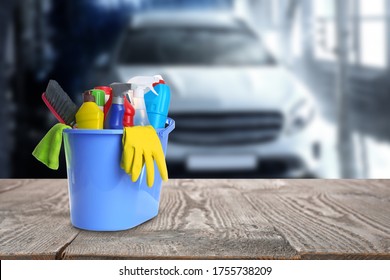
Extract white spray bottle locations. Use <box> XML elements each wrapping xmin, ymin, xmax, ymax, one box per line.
<box><xmin>127</xmin><ymin>76</ymin><xmax>160</xmax><ymax>126</ymax></box>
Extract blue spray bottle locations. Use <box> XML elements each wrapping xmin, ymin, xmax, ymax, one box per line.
<box><xmin>144</xmin><ymin>75</ymin><xmax>171</xmax><ymax>129</ymax></box>
<box><xmin>127</xmin><ymin>76</ymin><xmax>161</xmax><ymax>127</ymax></box>
<box><xmin>104</xmin><ymin>83</ymin><xmax>133</xmax><ymax>129</ymax></box>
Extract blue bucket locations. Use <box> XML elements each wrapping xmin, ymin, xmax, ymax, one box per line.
<box><xmin>63</xmin><ymin>118</ymin><xmax>175</xmax><ymax>231</ymax></box>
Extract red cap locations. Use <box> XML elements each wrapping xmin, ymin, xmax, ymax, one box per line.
<box><xmin>152</xmin><ymin>79</ymin><xmax>165</xmax><ymax>87</ymax></box>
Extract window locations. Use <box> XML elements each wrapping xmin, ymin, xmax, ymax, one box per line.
<box><xmin>359</xmin><ymin>0</ymin><xmax>387</xmax><ymax>68</ymax></box>
<box><xmin>313</xmin><ymin>0</ymin><xmax>388</xmax><ymax>69</ymax></box>
<box><xmin>291</xmin><ymin>6</ymin><xmax>303</xmax><ymax>58</ymax></box>
<box><xmin>271</xmin><ymin>0</ymin><xmax>281</xmax><ymax>26</ymax></box>
<box><xmin>313</xmin><ymin>0</ymin><xmax>337</xmax><ymax>61</ymax></box>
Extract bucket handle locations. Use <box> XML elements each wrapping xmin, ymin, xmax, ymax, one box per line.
<box><xmin>157</xmin><ymin>117</ymin><xmax>175</xmax><ymax>138</ymax></box>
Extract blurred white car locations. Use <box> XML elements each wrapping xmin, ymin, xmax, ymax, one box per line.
<box><xmin>113</xmin><ymin>11</ymin><xmax>323</xmax><ymax>177</ymax></box>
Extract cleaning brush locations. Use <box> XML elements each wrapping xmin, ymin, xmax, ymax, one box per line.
<box><xmin>42</xmin><ymin>80</ymin><xmax>78</xmax><ymax>127</ymax></box>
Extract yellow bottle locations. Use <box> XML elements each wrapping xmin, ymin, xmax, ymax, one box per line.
<box><xmin>75</xmin><ymin>91</ymin><xmax>104</xmax><ymax>129</ymax></box>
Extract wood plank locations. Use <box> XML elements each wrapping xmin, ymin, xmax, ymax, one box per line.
<box><xmin>231</xmin><ymin>179</ymin><xmax>390</xmax><ymax>195</ymax></box>
<box><xmin>1</xmin><ymin>179</ymin><xmax>388</xmax><ymax>259</ymax></box>
<box><xmin>0</xmin><ymin>179</ymin><xmax>37</xmax><ymax>193</ymax></box>
<box><xmin>0</xmin><ymin>179</ymin><xmax>80</xmax><ymax>259</ymax></box>
<box><xmin>238</xmin><ymin>179</ymin><xmax>390</xmax><ymax>259</ymax></box>
<box><xmin>62</xmin><ymin>179</ymin><xmax>298</xmax><ymax>259</ymax></box>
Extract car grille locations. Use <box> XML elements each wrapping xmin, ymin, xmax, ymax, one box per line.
<box><xmin>169</xmin><ymin>112</ymin><xmax>283</xmax><ymax>146</ymax></box>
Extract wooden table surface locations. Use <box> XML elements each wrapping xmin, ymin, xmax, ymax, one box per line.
<box><xmin>0</xmin><ymin>179</ymin><xmax>389</xmax><ymax>260</ymax></box>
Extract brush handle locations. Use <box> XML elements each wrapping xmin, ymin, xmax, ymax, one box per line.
<box><xmin>42</xmin><ymin>92</ymin><xmax>66</xmax><ymax>124</ymax></box>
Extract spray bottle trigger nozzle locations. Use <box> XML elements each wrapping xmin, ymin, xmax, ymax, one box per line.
<box><xmin>150</xmin><ymin>87</ymin><xmax>158</xmax><ymax>96</ymax></box>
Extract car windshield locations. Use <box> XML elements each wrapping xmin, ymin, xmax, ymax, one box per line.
<box><xmin>117</xmin><ymin>26</ymin><xmax>275</xmax><ymax>66</ymax></box>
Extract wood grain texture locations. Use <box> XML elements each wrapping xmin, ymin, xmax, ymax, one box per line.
<box><xmin>62</xmin><ymin>179</ymin><xmax>298</xmax><ymax>259</ymax></box>
<box><xmin>236</xmin><ymin>179</ymin><xmax>390</xmax><ymax>259</ymax></box>
<box><xmin>0</xmin><ymin>179</ymin><xmax>389</xmax><ymax>260</ymax></box>
<box><xmin>0</xmin><ymin>179</ymin><xmax>79</xmax><ymax>259</ymax></box>
<box><xmin>0</xmin><ymin>179</ymin><xmax>36</xmax><ymax>193</ymax></box>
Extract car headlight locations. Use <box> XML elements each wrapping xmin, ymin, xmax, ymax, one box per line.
<box><xmin>285</xmin><ymin>100</ymin><xmax>315</xmax><ymax>134</ymax></box>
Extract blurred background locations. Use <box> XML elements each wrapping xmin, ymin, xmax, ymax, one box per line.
<box><xmin>1</xmin><ymin>0</ymin><xmax>389</xmax><ymax>179</ymax></box>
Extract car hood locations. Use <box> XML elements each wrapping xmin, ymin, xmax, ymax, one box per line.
<box><xmin>117</xmin><ymin>65</ymin><xmax>309</xmax><ymax>113</ymax></box>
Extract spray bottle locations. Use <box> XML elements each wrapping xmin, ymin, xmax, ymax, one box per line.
<box><xmin>75</xmin><ymin>91</ymin><xmax>104</xmax><ymax>129</ymax></box>
<box><xmin>94</xmin><ymin>86</ymin><xmax>112</xmax><ymax>120</ymax></box>
<box><xmin>123</xmin><ymin>94</ymin><xmax>135</xmax><ymax>127</ymax></box>
<box><xmin>144</xmin><ymin>75</ymin><xmax>171</xmax><ymax>129</ymax></box>
<box><xmin>104</xmin><ymin>83</ymin><xmax>133</xmax><ymax>129</ymax></box>
<box><xmin>127</xmin><ymin>76</ymin><xmax>160</xmax><ymax>126</ymax></box>
<box><xmin>90</xmin><ymin>89</ymin><xmax>105</xmax><ymax>112</ymax></box>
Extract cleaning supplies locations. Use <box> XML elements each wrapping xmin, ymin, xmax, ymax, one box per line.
<box><xmin>104</xmin><ymin>83</ymin><xmax>133</xmax><ymax>129</ymax></box>
<box><xmin>127</xmin><ymin>76</ymin><xmax>161</xmax><ymax>126</ymax></box>
<box><xmin>94</xmin><ymin>86</ymin><xmax>112</xmax><ymax>119</ymax></box>
<box><xmin>90</xmin><ymin>89</ymin><xmax>106</xmax><ymax>112</ymax></box>
<box><xmin>62</xmin><ymin>118</ymin><xmax>175</xmax><ymax>231</ymax></box>
<box><xmin>32</xmin><ymin>123</ymin><xmax>71</xmax><ymax>170</ymax></box>
<box><xmin>42</xmin><ymin>80</ymin><xmax>78</xmax><ymax>127</ymax></box>
<box><xmin>75</xmin><ymin>91</ymin><xmax>104</xmax><ymax>129</ymax></box>
<box><xmin>145</xmin><ymin>75</ymin><xmax>171</xmax><ymax>129</ymax></box>
<box><xmin>121</xmin><ymin>125</ymin><xmax>168</xmax><ymax>187</ymax></box>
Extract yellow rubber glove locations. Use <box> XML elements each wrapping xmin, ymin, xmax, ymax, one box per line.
<box><xmin>121</xmin><ymin>126</ymin><xmax>168</xmax><ymax>187</ymax></box>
